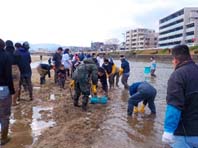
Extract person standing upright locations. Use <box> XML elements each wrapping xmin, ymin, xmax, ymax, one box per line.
<box><xmin>52</xmin><ymin>47</ymin><xmax>63</xmax><ymax>83</ymax></box>
<box><xmin>0</xmin><ymin>38</ymin><xmax>15</xmax><ymax>145</ymax></box>
<box><xmin>5</xmin><ymin>40</ymin><xmax>20</xmax><ymax>105</ymax></box>
<box><xmin>162</xmin><ymin>45</ymin><xmax>198</xmax><ymax>148</ymax></box>
<box><xmin>15</xmin><ymin>42</ymin><xmax>33</xmax><ymax>101</ymax></box>
<box><xmin>119</xmin><ymin>55</ymin><xmax>130</xmax><ymax>89</ymax></box>
<box><xmin>62</xmin><ymin>48</ymin><xmax>71</xmax><ymax>78</ymax></box>
<box><xmin>150</xmin><ymin>56</ymin><xmax>156</xmax><ymax>77</ymax></box>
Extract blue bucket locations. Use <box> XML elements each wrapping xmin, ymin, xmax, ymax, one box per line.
<box><xmin>99</xmin><ymin>96</ymin><xmax>108</xmax><ymax>104</ymax></box>
<box><xmin>90</xmin><ymin>96</ymin><xmax>99</xmax><ymax>104</ymax></box>
<box><xmin>144</xmin><ymin>66</ymin><xmax>151</xmax><ymax>74</ymax></box>
<box><xmin>90</xmin><ymin>96</ymin><xmax>108</xmax><ymax>104</ymax></box>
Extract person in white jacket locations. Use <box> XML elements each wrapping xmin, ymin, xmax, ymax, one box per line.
<box><xmin>62</xmin><ymin>48</ymin><xmax>71</xmax><ymax>77</ymax></box>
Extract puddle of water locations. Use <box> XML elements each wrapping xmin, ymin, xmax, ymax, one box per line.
<box><xmin>33</xmin><ymin>87</ymin><xmax>41</xmax><ymax>90</ymax></box>
<box><xmin>49</xmin><ymin>94</ymin><xmax>56</xmax><ymax>100</ymax></box>
<box><xmin>2</xmin><ymin>106</ymin><xmax>55</xmax><ymax>148</ymax></box>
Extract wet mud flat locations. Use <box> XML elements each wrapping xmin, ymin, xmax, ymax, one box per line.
<box><xmin>2</xmin><ymin>61</ymin><xmax>173</xmax><ymax>148</ymax></box>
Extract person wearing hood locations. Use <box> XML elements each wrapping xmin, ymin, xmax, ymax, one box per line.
<box><xmin>5</xmin><ymin>40</ymin><xmax>20</xmax><ymax>105</ymax></box>
<box><xmin>62</xmin><ymin>48</ymin><xmax>71</xmax><ymax>77</ymax></box>
<box><xmin>15</xmin><ymin>42</ymin><xmax>33</xmax><ymax>101</ymax></box>
<box><xmin>70</xmin><ymin>58</ymin><xmax>98</xmax><ymax>111</ymax></box>
<box><xmin>0</xmin><ymin>38</ymin><xmax>15</xmax><ymax>145</ymax></box>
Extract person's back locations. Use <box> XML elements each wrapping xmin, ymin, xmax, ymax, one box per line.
<box><xmin>73</xmin><ymin>58</ymin><xmax>98</xmax><ymax>84</ymax></box>
<box><xmin>15</xmin><ymin>47</ymin><xmax>32</xmax><ymax>77</ymax></box>
<box><xmin>0</xmin><ymin>39</ymin><xmax>14</xmax><ymax>145</ymax></box>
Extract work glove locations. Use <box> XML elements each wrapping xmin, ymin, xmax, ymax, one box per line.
<box><xmin>119</xmin><ymin>68</ymin><xmax>124</xmax><ymax>76</ymax></box>
<box><xmin>70</xmin><ymin>80</ymin><xmax>75</xmax><ymax>89</ymax></box>
<box><xmin>162</xmin><ymin>132</ymin><xmax>175</xmax><ymax>144</ymax></box>
<box><xmin>91</xmin><ymin>85</ymin><xmax>97</xmax><ymax>94</ymax></box>
<box><xmin>133</xmin><ymin>106</ymin><xmax>138</xmax><ymax>113</ymax></box>
<box><xmin>139</xmin><ymin>104</ymin><xmax>145</xmax><ymax>113</ymax></box>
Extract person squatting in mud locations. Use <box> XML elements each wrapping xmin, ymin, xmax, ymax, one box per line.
<box><xmin>70</xmin><ymin>58</ymin><xmax>98</xmax><ymax>111</ymax></box>
<box><xmin>97</xmin><ymin>67</ymin><xmax>108</xmax><ymax>98</ymax></box>
<box><xmin>127</xmin><ymin>81</ymin><xmax>157</xmax><ymax>116</ymax></box>
<box><xmin>37</xmin><ymin>63</ymin><xmax>53</xmax><ymax>85</ymax></box>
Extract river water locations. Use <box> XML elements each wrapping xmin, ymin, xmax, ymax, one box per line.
<box><xmin>93</xmin><ymin>60</ymin><xmax>173</xmax><ymax>148</ymax></box>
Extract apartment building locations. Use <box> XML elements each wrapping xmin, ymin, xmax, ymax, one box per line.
<box><xmin>159</xmin><ymin>7</ymin><xmax>198</xmax><ymax>48</ymax></box>
<box><xmin>125</xmin><ymin>28</ymin><xmax>158</xmax><ymax>50</ymax></box>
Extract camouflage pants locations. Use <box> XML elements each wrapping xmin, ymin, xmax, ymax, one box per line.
<box><xmin>74</xmin><ymin>82</ymin><xmax>90</xmax><ymax>105</ymax></box>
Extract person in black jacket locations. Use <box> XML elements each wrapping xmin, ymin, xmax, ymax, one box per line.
<box><xmin>15</xmin><ymin>42</ymin><xmax>33</xmax><ymax>101</ymax></box>
<box><xmin>0</xmin><ymin>38</ymin><xmax>15</xmax><ymax>145</ymax></box>
<box><xmin>52</xmin><ymin>47</ymin><xmax>63</xmax><ymax>83</ymax></box>
<box><xmin>5</xmin><ymin>40</ymin><xmax>20</xmax><ymax>105</ymax></box>
<box><xmin>98</xmin><ymin>67</ymin><xmax>108</xmax><ymax>97</ymax></box>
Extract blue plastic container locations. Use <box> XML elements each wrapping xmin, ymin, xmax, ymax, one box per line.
<box><xmin>90</xmin><ymin>96</ymin><xmax>99</xmax><ymax>104</ymax></box>
<box><xmin>90</xmin><ymin>96</ymin><xmax>108</xmax><ymax>104</ymax></box>
<box><xmin>144</xmin><ymin>66</ymin><xmax>151</xmax><ymax>74</ymax></box>
<box><xmin>99</xmin><ymin>96</ymin><xmax>108</xmax><ymax>104</ymax></box>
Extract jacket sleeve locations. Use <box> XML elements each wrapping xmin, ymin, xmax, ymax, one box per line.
<box><xmin>5</xmin><ymin>54</ymin><xmax>15</xmax><ymax>95</ymax></box>
<box><xmin>91</xmin><ymin>64</ymin><xmax>98</xmax><ymax>85</ymax></box>
<box><xmin>164</xmin><ymin>104</ymin><xmax>181</xmax><ymax>133</ymax></box>
<box><xmin>111</xmin><ymin>64</ymin><xmax>116</xmax><ymax>74</ymax></box>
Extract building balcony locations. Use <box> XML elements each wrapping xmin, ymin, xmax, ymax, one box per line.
<box><xmin>159</xmin><ymin>22</ymin><xmax>184</xmax><ymax>33</ymax></box>
<box><xmin>159</xmin><ymin>14</ymin><xmax>184</xmax><ymax>27</ymax></box>
<box><xmin>159</xmin><ymin>30</ymin><xmax>184</xmax><ymax>39</ymax></box>
<box><xmin>158</xmin><ymin>37</ymin><xmax>183</xmax><ymax>44</ymax></box>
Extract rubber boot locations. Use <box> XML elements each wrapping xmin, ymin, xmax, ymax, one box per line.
<box><xmin>82</xmin><ymin>96</ymin><xmax>89</xmax><ymax>111</ymax></box>
<box><xmin>139</xmin><ymin>104</ymin><xmax>145</xmax><ymax>113</ymax></box>
<box><xmin>74</xmin><ymin>99</ymin><xmax>81</xmax><ymax>107</ymax></box>
<box><xmin>1</xmin><ymin>120</ymin><xmax>10</xmax><ymax>145</ymax></box>
<box><xmin>133</xmin><ymin>106</ymin><xmax>138</xmax><ymax>113</ymax></box>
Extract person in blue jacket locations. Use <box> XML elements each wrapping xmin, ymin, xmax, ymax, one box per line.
<box><xmin>127</xmin><ymin>81</ymin><xmax>156</xmax><ymax>116</ymax></box>
<box><xmin>162</xmin><ymin>45</ymin><xmax>198</xmax><ymax>148</ymax></box>
<box><xmin>119</xmin><ymin>55</ymin><xmax>130</xmax><ymax>89</ymax></box>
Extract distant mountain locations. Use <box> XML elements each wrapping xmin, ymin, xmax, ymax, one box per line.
<box><xmin>29</xmin><ymin>43</ymin><xmax>92</xmax><ymax>53</ymax></box>
<box><xmin>30</xmin><ymin>43</ymin><xmax>61</xmax><ymax>52</ymax></box>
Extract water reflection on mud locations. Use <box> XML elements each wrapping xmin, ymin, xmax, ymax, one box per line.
<box><xmin>93</xmin><ymin>60</ymin><xmax>173</xmax><ymax>148</ymax></box>
<box><xmin>2</xmin><ymin>105</ymin><xmax>55</xmax><ymax>148</ymax></box>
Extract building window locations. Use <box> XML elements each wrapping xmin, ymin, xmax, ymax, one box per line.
<box><xmin>186</xmin><ymin>23</ymin><xmax>195</xmax><ymax>28</ymax></box>
<box><xmin>186</xmin><ymin>31</ymin><xmax>194</xmax><ymax>36</ymax></box>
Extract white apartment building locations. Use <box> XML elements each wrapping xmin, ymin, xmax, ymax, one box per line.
<box><xmin>125</xmin><ymin>28</ymin><xmax>157</xmax><ymax>50</ymax></box>
<box><xmin>159</xmin><ymin>7</ymin><xmax>198</xmax><ymax>48</ymax></box>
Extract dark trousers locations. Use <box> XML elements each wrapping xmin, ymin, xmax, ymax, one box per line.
<box><xmin>19</xmin><ymin>76</ymin><xmax>33</xmax><ymax>99</ymax></box>
<box><xmin>127</xmin><ymin>82</ymin><xmax>156</xmax><ymax>116</ymax></box>
<box><xmin>0</xmin><ymin>87</ymin><xmax>11</xmax><ymax>142</ymax></box>
<box><xmin>121</xmin><ymin>73</ymin><xmax>129</xmax><ymax>89</ymax></box>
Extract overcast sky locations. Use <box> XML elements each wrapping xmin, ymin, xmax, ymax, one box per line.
<box><xmin>0</xmin><ymin>0</ymin><xmax>198</xmax><ymax>46</ymax></box>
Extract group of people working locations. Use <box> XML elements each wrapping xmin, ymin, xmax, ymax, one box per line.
<box><xmin>0</xmin><ymin>38</ymin><xmax>32</xmax><ymax>145</ymax></box>
<box><xmin>0</xmin><ymin>37</ymin><xmax>198</xmax><ymax>147</ymax></box>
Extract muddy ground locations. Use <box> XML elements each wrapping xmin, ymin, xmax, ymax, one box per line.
<box><xmin>3</xmin><ymin>68</ymin><xmax>110</xmax><ymax>148</ymax></box>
